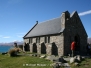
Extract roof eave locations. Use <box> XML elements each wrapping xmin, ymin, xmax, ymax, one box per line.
<box><xmin>23</xmin><ymin>32</ymin><xmax>63</xmax><ymax>39</ymax></box>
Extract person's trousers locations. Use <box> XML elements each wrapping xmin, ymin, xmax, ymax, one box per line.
<box><xmin>72</xmin><ymin>50</ymin><xmax>74</xmax><ymax>57</ymax></box>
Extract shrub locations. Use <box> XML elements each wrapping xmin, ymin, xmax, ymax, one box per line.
<box><xmin>15</xmin><ymin>48</ymin><xmax>22</xmax><ymax>53</ymax></box>
<box><xmin>8</xmin><ymin>48</ymin><xmax>17</xmax><ymax>57</ymax></box>
<box><xmin>8</xmin><ymin>47</ymin><xmax>23</xmax><ymax>57</ymax></box>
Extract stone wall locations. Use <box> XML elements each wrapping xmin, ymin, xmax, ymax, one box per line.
<box><xmin>24</xmin><ymin>34</ymin><xmax>64</xmax><ymax>56</ymax></box>
<box><xmin>39</xmin><ymin>34</ymin><xmax>64</xmax><ymax>56</ymax></box>
<box><xmin>24</xmin><ymin>39</ymin><xmax>29</xmax><ymax>43</ymax></box>
<box><xmin>63</xmin><ymin>12</ymin><xmax>87</xmax><ymax>55</ymax></box>
<box><xmin>50</xmin><ymin>34</ymin><xmax>64</xmax><ymax>56</ymax></box>
<box><xmin>32</xmin><ymin>38</ymin><xmax>36</xmax><ymax>43</ymax></box>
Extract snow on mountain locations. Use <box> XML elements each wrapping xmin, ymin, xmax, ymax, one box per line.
<box><xmin>0</xmin><ymin>37</ymin><xmax>90</xmax><ymax>46</ymax></box>
<box><xmin>0</xmin><ymin>41</ymin><xmax>23</xmax><ymax>46</ymax></box>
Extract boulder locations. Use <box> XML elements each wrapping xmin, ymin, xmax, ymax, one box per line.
<box><xmin>37</xmin><ymin>54</ymin><xmax>40</xmax><ymax>57</ymax></box>
<box><xmin>70</xmin><ymin>57</ymin><xmax>76</xmax><ymax>64</ymax></box>
<box><xmin>77</xmin><ymin>55</ymin><xmax>82</xmax><ymax>61</ymax></box>
<box><xmin>40</xmin><ymin>55</ymin><xmax>46</xmax><ymax>58</ymax></box>
<box><xmin>2</xmin><ymin>52</ymin><xmax>8</xmax><ymax>55</ymax></box>
<box><xmin>74</xmin><ymin>62</ymin><xmax>79</xmax><ymax>66</ymax></box>
<box><xmin>32</xmin><ymin>54</ymin><xmax>37</xmax><ymax>57</ymax></box>
<box><xmin>68</xmin><ymin>54</ymin><xmax>71</xmax><ymax>57</ymax></box>
<box><xmin>53</xmin><ymin>59</ymin><xmax>59</xmax><ymax>62</ymax></box>
<box><xmin>45</xmin><ymin>55</ymin><xmax>55</xmax><ymax>61</ymax></box>
<box><xmin>59</xmin><ymin>56</ymin><xmax>66</xmax><ymax>63</ymax></box>
<box><xmin>63</xmin><ymin>63</ymin><xmax>70</xmax><ymax>67</ymax></box>
<box><xmin>52</xmin><ymin>63</ymin><xmax>61</xmax><ymax>68</ymax></box>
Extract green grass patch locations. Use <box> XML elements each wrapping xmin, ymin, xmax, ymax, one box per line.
<box><xmin>0</xmin><ymin>54</ymin><xmax>52</xmax><ymax>68</ymax></box>
<box><xmin>1</xmin><ymin>52</ymin><xmax>91</xmax><ymax>68</ymax></box>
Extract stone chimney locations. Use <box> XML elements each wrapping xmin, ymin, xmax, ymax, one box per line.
<box><xmin>36</xmin><ymin>21</ymin><xmax>38</xmax><ymax>24</ymax></box>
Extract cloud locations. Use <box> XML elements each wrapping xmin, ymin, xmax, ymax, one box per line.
<box><xmin>0</xmin><ymin>35</ymin><xmax>11</xmax><ymax>39</ymax></box>
<box><xmin>3</xmin><ymin>36</ymin><xmax>11</xmax><ymax>38</ymax></box>
<box><xmin>17</xmin><ymin>35</ymin><xmax>23</xmax><ymax>38</ymax></box>
<box><xmin>16</xmin><ymin>32</ymin><xmax>25</xmax><ymax>38</ymax></box>
<box><xmin>79</xmin><ymin>10</ymin><xmax>91</xmax><ymax>16</ymax></box>
<box><xmin>0</xmin><ymin>35</ymin><xmax>3</xmax><ymax>37</ymax></box>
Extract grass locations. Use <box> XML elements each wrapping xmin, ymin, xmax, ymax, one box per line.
<box><xmin>0</xmin><ymin>54</ymin><xmax>52</xmax><ymax>68</ymax></box>
<box><xmin>1</xmin><ymin>52</ymin><xmax>91</xmax><ymax>68</ymax></box>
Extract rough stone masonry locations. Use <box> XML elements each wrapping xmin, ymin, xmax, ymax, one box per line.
<box><xmin>23</xmin><ymin>11</ymin><xmax>88</xmax><ymax>56</ymax></box>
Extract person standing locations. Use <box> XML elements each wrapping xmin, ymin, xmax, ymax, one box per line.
<box><xmin>71</xmin><ymin>41</ymin><xmax>76</xmax><ymax>57</ymax></box>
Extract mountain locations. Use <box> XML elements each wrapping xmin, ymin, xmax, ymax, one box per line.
<box><xmin>0</xmin><ymin>37</ymin><xmax>91</xmax><ymax>46</ymax></box>
<box><xmin>88</xmin><ymin>38</ymin><xmax>91</xmax><ymax>44</ymax></box>
<box><xmin>0</xmin><ymin>41</ymin><xmax>23</xmax><ymax>46</ymax></box>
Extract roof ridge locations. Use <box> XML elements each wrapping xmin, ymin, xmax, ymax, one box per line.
<box><xmin>70</xmin><ymin>11</ymin><xmax>77</xmax><ymax>17</ymax></box>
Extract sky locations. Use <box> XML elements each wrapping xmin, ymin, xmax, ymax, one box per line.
<box><xmin>0</xmin><ymin>0</ymin><xmax>91</xmax><ymax>43</ymax></box>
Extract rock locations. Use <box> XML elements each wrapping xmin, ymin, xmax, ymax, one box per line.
<box><xmin>82</xmin><ymin>56</ymin><xmax>85</xmax><ymax>59</ymax></box>
<box><xmin>63</xmin><ymin>57</ymin><xmax>71</xmax><ymax>62</ymax></box>
<box><xmin>53</xmin><ymin>59</ymin><xmax>59</xmax><ymax>62</ymax></box>
<box><xmin>32</xmin><ymin>54</ymin><xmax>40</xmax><ymax>57</ymax></box>
<box><xmin>52</xmin><ymin>63</ymin><xmax>60</xmax><ymax>68</ymax></box>
<box><xmin>52</xmin><ymin>62</ymin><xmax>71</xmax><ymax>68</ymax></box>
<box><xmin>74</xmin><ymin>56</ymin><xmax>77</xmax><ymax>59</ymax></box>
<box><xmin>56</xmin><ymin>62</ymin><xmax>63</xmax><ymax>67</ymax></box>
<box><xmin>77</xmin><ymin>55</ymin><xmax>82</xmax><ymax>61</ymax></box>
<box><xmin>32</xmin><ymin>54</ymin><xmax>37</xmax><ymax>57</ymax></box>
<box><xmin>68</xmin><ymin>54</ymin><xmax>71</xmax><ymax>57</ymax></box>
<box><xmin>2</xmin><ymin>52</ymin><xmax>8</xmax><ymax>55</ymax></box>
<box><xmin>45</xmin><ymin>55</ymin><xmax>56</xmax><ymax>61</ymax></box>
<box><xmin>40</xmin><ymin>55</ymin><xmax>46</xmax><ymax>58</ymax></box>
<box><xmin>37</xmin><ymin>54</ymin><xmax>40</xmax><ymax>57</ymax></box>
<box><xmin>59</xmin><ymin>56</ymin><xmax>66</xmax><ymax>63</ymax></box>
<box><xmin>63</xmin><ymin>63</ymin><xmax>70</xmax><ymax>67</ymax></box>
<box><xmin>74</xmin><ymin>56</ymin><xmax>79</xmax><ymax>62</ymax></box>
<box><xmin>29</xmin><ymin>54</ymin><xmax>33</xmax><ymax>56</ymax></box>
<box><xmin>70</xmin><ymin>56</ymin><xmax>82</xmax><ymax>63</ymax></box>
<box><xmin>70</xmin><ymin>57</ymin><xmax>76</xmax><ymax>63</ymax></box>
<box><xmin>74</xmin><ymin>62</ymin><xmax>79</xmax><ymax>66</ymax></box>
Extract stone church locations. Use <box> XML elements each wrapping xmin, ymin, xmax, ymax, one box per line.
<box><xmin>23</xmin><ymin>11</ymin><xmax>88</xmax><ymax>56</ymax></box>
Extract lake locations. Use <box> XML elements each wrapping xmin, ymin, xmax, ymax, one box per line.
<box><xmin>0</xmin><ymin>45</ymin><xmax>14</xmax><ymax>53</ymax></box>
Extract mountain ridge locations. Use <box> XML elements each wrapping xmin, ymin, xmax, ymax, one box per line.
<box><xmin>0</xmin><ymin>37</ymin><xmax>91</xmax><ymax>46</ymax></box>
<box><xmin>0</xmin><ymin>41</ymin><xmax>23</xmax><ymax>46</ymax></box>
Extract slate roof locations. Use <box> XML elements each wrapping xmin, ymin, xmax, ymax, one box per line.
<box><xmin>24</xmin><ymin>17</ymin><xmax>64</xmax><ymax>38</ymax></box>
<box><xmin>23</xmin><ymin>11</ymin><xmax>88</xmax><ymax>38</ymax></box>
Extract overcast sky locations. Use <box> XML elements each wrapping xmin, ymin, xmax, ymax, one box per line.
<box><xmin>0</xmin><ymin>0</ymin><xmax>91</xmax><ymax>43</ymax></box>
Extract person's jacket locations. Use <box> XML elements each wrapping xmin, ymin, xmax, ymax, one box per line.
<box><xmin>71</xmin><ymin>42</ymin><xmax>75</xmax><ymax>50</ymax></box>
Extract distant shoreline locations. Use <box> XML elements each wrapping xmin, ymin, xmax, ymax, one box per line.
<box><xmin>0</xmin><ymin>45</ymin><xmax>13</xmax><ymax>46</ymax></box>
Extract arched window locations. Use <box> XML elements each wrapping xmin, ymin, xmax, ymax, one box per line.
<box><xmin>33</xmin><ymin>43</ymin><xmax>37</xmax><ymax>53</ymax></box>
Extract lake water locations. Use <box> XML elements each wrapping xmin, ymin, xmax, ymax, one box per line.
<box><xmin>0</xmin><ymin>45</ymin><xmax>14</xmax><ymax>53</ymax></box>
